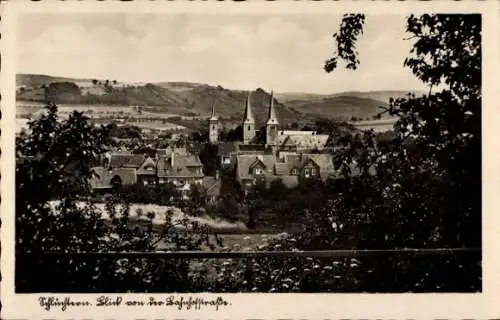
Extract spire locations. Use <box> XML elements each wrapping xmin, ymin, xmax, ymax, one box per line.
<box><xmin>243</xmin><ymin>91</ymin><xmax>255</xmax><ymax>123</ymax></box>
<box><xmin>266</xmin><ymin>90</ymin><xmax>278</xmax><ymax>125</ymax></box>
<box><xmin>209</xmin><ymin>100</ymin><xmax>218</xmax><ymax>121</ymax></box>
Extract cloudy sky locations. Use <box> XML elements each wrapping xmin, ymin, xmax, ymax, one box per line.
<box><xmin>17</xmin><ymin>13</ymin><xmax>427</xmax><ymax>94</ymax></box>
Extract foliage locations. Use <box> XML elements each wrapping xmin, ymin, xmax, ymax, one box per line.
<box><xmin>325</xmin><ymin>14</ymin><xmax>366</xmax><ymax>72</ymax></box>
<box><xmin>228</xmin><ymin>13</ymin><xmax>482</xmax><ymax>292</ymax></box>
<box><xmin>108</xmin><ymin>123</ymin><xmax>143</xmax><ymax>140</ymax></box>
<box><xmin>198</xmin><ymin>142</ymin><xmax>219</xmax><ymax>176</ymax></box>
<box><xmin>219</xmin><ymin>125</ymin><xmax>243</xmax><ymax>142</ymax></box>
<box><xmin>44</xmin><ymin>81</ymin><xmax>82</xmax><ymax>104</ymax></box>
<box><xmin>16</xmin><ymin>103</ymin><xmax>216</xmax><ymax>292</ymax></box>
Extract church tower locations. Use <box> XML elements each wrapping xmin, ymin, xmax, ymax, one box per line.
<box><xmin>265</xmin><ymin>90</ymin><xmax>279</xmax><ymax>147</ymax></box>
<box><xmin>209</xmin><ymin>102</ymin><xmax>219</xmax><ymax>144</ymax></box>
<box><xmin>242</xmin><ymin>92</ymin><xmax>256</xmax><ymax>144</ymax></box>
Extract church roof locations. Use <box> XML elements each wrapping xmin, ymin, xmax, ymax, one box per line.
<box><xmin>209</xmin><ymin>101</ymin><xmax>218</xmax><ymax>121</ymax></box>
<box><xmin>277</xmin><ymin>133</ymin><xmax>330</xmax><ymax>150</ymax></box>
<box><xmin>243</xmin><ymin>92</ymin><xmax>255</xmax><ymax>123</ymax></box>
<box><xmin>266</xmin><ymin>91</ymin><xmax>279</xmax><ymax>125</ymax></box>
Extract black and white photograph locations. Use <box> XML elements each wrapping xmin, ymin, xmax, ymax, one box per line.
<box><xmin>1</xmin><ymin>1</ymin><xmax>499</xmax><ymax>318</ymax></box>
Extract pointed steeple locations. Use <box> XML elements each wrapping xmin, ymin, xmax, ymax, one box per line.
<box><xmin>266</xmin><ymin>90</ymin><xmax>279</xmax><ymax>125</ymax></box>
<box><xmin>209</xmin><ymin>101</ymin><xmax>218</xmax><ymax>121</ymax></box>
<box><xmin>243</xmin><ymin>91</ymin><xmax>255</xmax><ymax>123</ymax></box>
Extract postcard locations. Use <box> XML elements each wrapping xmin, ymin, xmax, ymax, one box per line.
<box><xmin>1</xmin><ymin>0</ymin><xmax>499</xmax><ymax>319</ymax></box>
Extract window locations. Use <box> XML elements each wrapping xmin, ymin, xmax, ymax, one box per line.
<box><xmin>223</xmin><ymin>157</ymin><xmax>231</xmax><ymax>164</ymax></box>
<box><xmin>255</xmin><ymin>168</ymin><xmax>263</xmax><ymax>175</ymax></box>
<box><xmin>248</xmin><ymin>126</ymin><xmax>251</xmax><ymax>131</ymax></box>
<box><xmin>143</xmin><ymin>180</ymin><xmax>148</xmax><ymax>185</ymax></box>
<box><xmin>311</xmin><ymin>168</ymin><xmax>317</xmax><ymax>176</ymax></box>
<box><xmin>304</xmin><ymin>168</ymin><xmax>310</xmax><ymax>177</ymax></box>
<box><xmin>291</xmin><ymin>169</ymin><xmax>298</xmax><ymax>175</ymax></box>
<box><xmin>212</xmin><ymin>125</ymin><xmax>215</xmax><ymax>130</ymax></box>
<box><xmin>159</xmin><ymin>178</ymin><xmax>165</xmax><ymax>184</ymax></box>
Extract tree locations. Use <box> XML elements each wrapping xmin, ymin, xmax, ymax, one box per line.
<box><xmin>92</xmin><ymin>79</ymin><xmax>98</xmax><ymax>85</ymax></box>
<box><xmin>221</xmin><ymin>14</ymin><xmax>482</xmax><ymax>293</ymax></box>
<box><xmin>198</xmin><ymin>142</ymin><xmax>219</xmax><ymax>176</ymax></box>
<box><xmin>188</xmin><ymin>183</ymin><xmax>208</xmax><ymax>209</ymax></box>
<box><xmin>44</xmin><ymin>82</ymin><xmax>82</xmax><ymax>104</ymax></box>
<box><xmin>219</xmin><ymin>125</ymin><xmax>243</xmax><ymax>142</ymax></box>
<box><xmin>16</xmin><ymin>103</ymin><xmax>216</xmax><ymax>292</ymax></box>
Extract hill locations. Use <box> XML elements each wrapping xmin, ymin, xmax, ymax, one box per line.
<box><xmin>284</xmin><ymin>95</ymin><xmax>389</xmax><ymax>121</ymax></box>
<box><xmin>278</xmin><ymin>90</ymin><xmax>426</xmax><ymax>121</ymax></box>
<box><xmin>330</xmin><ymin>90</ymin><xmax>426</xmax><ymax>103</ymax></box>
<box><xmin>16</xmin><ymin>74</ymin><xmax>306</xmax><ymax>126</ymax></box>
<box><xmin>16</xmin><ymin>74</ymin><xmax>95</xmax><ymax>88</ymax></box>
<box><xmin>276</xmin><ymin>90</ymin><xmax>425</xmax><ymax>104</ymax></box>
<box><xmin>16</xmin><ymin>73</ymin><xmax>422</xmax><ymax>124</ymax></box>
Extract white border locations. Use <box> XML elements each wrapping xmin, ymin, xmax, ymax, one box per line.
<box><xmin>1</xmin><ymin>1</ymin><xmax>499</xmax><ymax>319</ymax></box>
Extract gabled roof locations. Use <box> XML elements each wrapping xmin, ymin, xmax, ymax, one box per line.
<box><xmin>280</xmin><ymin>136</ymin><xmax>297</xmax><ymax>147</ymax></box>
<box><xmin>176</xmin><ymin>154</ymin><xmax>202</xmax><ymax>167</ymax></box>
<box><xmin>157</xmin><ymin>154</ymin><xmax>204</xmax><ymax>178</ymax></box>
<box><xmin>156</xmin><ymin>147</ymin><xmax>188</xmax><ymax>158</ymax></box>
<box><xmin>236</xmin><ymin>154</ymin><xmax>275</xmax><ymax>180</ymax></box>
<box><xmin>277</xmin><ymin>133</ymin><xmax>330</xmax><ymax>150</ymax></box>
<box><xmin>284</xmin><ymin>153</ymin><xmax>336</xmax><ymax>181</ymax></box>
<box><xmin>137</xmin><ymin>157</ymin><xmax>156</xmax><ymax>175</ymax></box>
<box><xmin>108</xmin><ymin>153</ymin><xmax>145</xmax><ymax>168</ymax></box>
<box><xmin>111</xmin><ymin>167</ymin><xmax>138</xmax><ymax>185</ymax></box>
<box><xmin>90</xmin><ymin>166</ymin><xmax>137</xmax><ymax>189</ymax></box>
<box><xmin>249</xmin><ymin>157</ymin><xmax>268</xmax><ymax>169</ymax></box>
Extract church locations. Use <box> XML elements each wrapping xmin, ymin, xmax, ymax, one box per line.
<box><xmin>209</xmin><ymin>91</ymin><xmax>330</xmax><ymax>152</ymax></box>
<box><xmin>208</xmin><ymin>91</ymin><xmax>337</xmax><ymax>189</ymax></box>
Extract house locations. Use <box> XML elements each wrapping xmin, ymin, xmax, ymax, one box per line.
<box><xmin>89</xmin><ymin>166</ymin><xmax>137</xmax><ymax>192</ymax></box>
<box><xmin>106</xmin><ymin>153</ymin><xmax>145</xmax><ymax>169</ymax></box>
<box><xmin>156</xmin><ymin>152</ymin><xmax>204</xmax><ymax>187</ymax></box>
<box><xmin>235</xmin><ymin>152</ymin><xmax>338</xmax><ymax>190</ymax></box>
<box><xmin>136</xmin><ymin>156</ymin><xmax>157</xmax><ymax>186</ymax></box>
<box><xmin>218</xmin><ymin>142</ymin><xmax>238</xmax><ymax>168</ymax></box>
<box><xmin>277</xmin><ymin>131</ymin><xmax>330</xmax><ymax>152</ymax></box>
<box><xmin>90</xmin><ymin>148</ymin><xmax>205</xmax><ymax>194</ymax></box>
<box><xmin>202</xmin><ymin>174</ymin><xmax>222</xmax><ymax>203</ymax></box>
<box><xmin>235</xmin><ymin>154</ymin><xmax>276</xmax><ymax>188</ymax></box>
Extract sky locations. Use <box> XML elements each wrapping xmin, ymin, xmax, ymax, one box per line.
<box><xmin>17</xmin><ymin>13</ymin><xmax>428</xmax><ymax>94</ymax></box>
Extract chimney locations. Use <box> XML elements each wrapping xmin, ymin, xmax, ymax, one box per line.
<box><xmin>171</xmin><ymin>152</ymin><xmax>175</xmax><ymax>167</ymax></box>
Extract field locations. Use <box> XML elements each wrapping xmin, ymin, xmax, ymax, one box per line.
<box><xmin>47</xmin><ymin>201</ymin><xmax>287</xmax><ymax>251</ymax></box>
<box><xmin>124</xmin><ymin>121</ymin><xmax>187</xmax><ymax>131</ymax></box>
<box><xmin>16</xmin><ymin>101</ymin><xmax>189</xmax><ymax>132</ymax></box>
<box><xmin>350</xmin><ymin>118</ymin><xmax>397</xmax><ymax>132</ymax></box>
<box><xmin>48</xmin><ymin>201</ymin><xmax>245</xmax><ymax>229</ymax></box>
